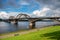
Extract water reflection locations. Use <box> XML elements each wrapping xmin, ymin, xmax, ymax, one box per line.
<box><xmin>0</xmin><ymin>21</ymin><xmax>59</xmax><ymax>34</ymax></box>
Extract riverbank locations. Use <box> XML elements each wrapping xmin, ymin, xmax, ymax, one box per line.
<box><xmin>0</xmin><ymin>25</ymin><xmax>55</xmax><ymax>36</ymax></box>
<box><xmin>0</xmin><ymin>25</ymin><xmax>60</xmax><ymax>40</ymax></box>
<box><xmin>0</xmin><ymin>25</ymin><xmax>55</xmax><ymax>37</ymax></box>
<box><xmin>0</xmin><ymin>29</ymin><xmax>38</xmax><ymax>38</ymax></box>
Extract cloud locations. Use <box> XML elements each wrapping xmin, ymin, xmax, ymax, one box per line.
<box><xmin>33</xmin><ymin>7</ymin><xmax>50</xmax><ymax>17</ymax></box>
<box><xmin>0</xmin><ymin>0</ymin><xmax>31</xmax><ymax>9</ymax></box>
<box><xmin>0</xmin><ymin>0</ymin><xmax>20</xmax><ymax>9</ymax></box>
<box><xmin>0</xmin><ymin>12</ymin><xmax>22</xmax><ymax>19</ymax></box>
<box><xmin>33</xmin><ymin>7</ymin><xmax>60</xmax><ymax>17</ymax></box>
<box><xmin>0</xmin><ymin>0</ymin><xmax>8</xmax><ymax>9</ymax></box>
<box><xmin>0</xmin><ymin>11</ymin><xmax>9</xmax><ymax>19</ymax></box>
<box><xmin>36</xmin><ymin>0</ymin><xmax>60</xmax><ymax>9</ymax></box>
<box><xmin>8</xmin><ymin>12</ymin><xmax>20</xmax><ymax>16</ymax></box>
<box><xmin>35</xmin><ymin>0</ymin><xmax>60</xmax><ymax>17</ymax></box>
<box><xmin>19</xmin><ymin>1</ymin><xmax>30</xmax><ymax>5</ymax></box>
<box><xmin>36</xmin><ymin>0</ymin><xmax>60</xmax><ymax>10</ymax></box>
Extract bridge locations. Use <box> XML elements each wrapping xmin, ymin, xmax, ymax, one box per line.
<box><xmin>2</xmin><ymin>13</ymin><xmax>60</xmax><ymax>29</ymax></box>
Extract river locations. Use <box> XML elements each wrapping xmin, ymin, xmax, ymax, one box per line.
<box><xmin>0</xmin><ymin>21</ymin><xmax>59</xmax><ymax>34</ymax></box>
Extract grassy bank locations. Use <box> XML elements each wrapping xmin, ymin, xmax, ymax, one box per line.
<box><xmin>1</xmin><ymin>25</ymin><xmax>60</xmax><ymax>40</ymax></box>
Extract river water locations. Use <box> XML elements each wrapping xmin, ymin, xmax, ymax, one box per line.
<box><xmin>0</xmin><ymin>21</ymin><xmax>60</xmax><ymax>34</ymax></box>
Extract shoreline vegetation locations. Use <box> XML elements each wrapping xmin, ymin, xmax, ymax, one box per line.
<box><xmin>0</xmin><ymin>25</ymin><xmax>60</xmax><ymax>40</ymax></box>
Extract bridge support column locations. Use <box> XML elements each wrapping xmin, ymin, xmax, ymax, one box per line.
<box><xmin>29</xmin><ymin>22</ymin><xmax>35</xmax><ymax>29</ymax></box>
<box><xmin>14</xmin><ymin>20</ymin><xmax>18</xmax><ymax>25</ymax></box>
<box><xmin>14</xmin><ymin>22</ymin><xmax>18</xmax><ymax>24</ymax></box>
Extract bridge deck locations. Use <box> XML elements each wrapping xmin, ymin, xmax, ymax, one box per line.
<box><xmin>1</xmin><ymin>17</ymin><xmax>60</xmax><ymax>22</ymax></box>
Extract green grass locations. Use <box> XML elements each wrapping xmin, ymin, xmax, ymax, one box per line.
<box><xmin>1</xmin><ymin>25</ymin><xmax>60</xmax><ymax>40</ymax></box>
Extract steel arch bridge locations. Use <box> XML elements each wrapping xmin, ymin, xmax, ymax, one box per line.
<box><xmin>4</xmin><ymin>14</ymin><xmax>60</xmax><ymax>29</ymax></box>
<box><xmin>16</xmin><ymin>13</ymin><xmax>31</xmax><ymax>19</ymax></box>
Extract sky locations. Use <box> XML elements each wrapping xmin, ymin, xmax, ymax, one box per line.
<box><xmin>0</xmin><ymin>0</ymin><xmax>60</xmax><ymax>19</ymax></box>
<box><xmin>0</xmin><ymin>0</ymin><xmax>40</xmax><ymax>13</ymax></box>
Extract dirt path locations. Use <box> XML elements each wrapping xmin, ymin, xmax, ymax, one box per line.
<box><xmin>0</xmin><ymin>29</ymin><xmax>39</xmax><ymax>39</ymax></box>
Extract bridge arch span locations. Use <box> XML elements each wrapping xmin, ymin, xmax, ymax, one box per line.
<box><xmin>16</xmin><ymin>13</ymin><xmax>31</xmax><ymax>19</ymax></box>
<box><xmin>9</xmin><ymin>16</ymin><xmax>15</xmax><ymax>19</ymax></box>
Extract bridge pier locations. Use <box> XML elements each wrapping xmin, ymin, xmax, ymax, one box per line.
<box><xmin>13</xmin><ymin>21</ymin><xmax>17</xmax><ymax>24</ymax></box>
<box><xmin>29</xmin><ymin>22</ymin><xmax>35</xmax><ymax>29</ymax></box>
<box><xmin>9</xmin><ymin>20</ymin><xmax>18</xmax><ymax>25</ymax></box>
<box><xmin>14</xmin><ymin>20</ymin><xmax>18</xmax><ymax>25</ymax></box>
